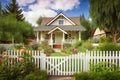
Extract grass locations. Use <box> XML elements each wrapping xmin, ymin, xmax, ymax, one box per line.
<box><xmin>51</xmin><ymin>52</ymin><xmax>70</xmax><ymax>56</ymax></box>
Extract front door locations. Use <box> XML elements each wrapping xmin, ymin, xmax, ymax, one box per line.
<box><xmin>53</xmin><ymin>31</ymin><xmax>62</xmax><ymax>49</ymax></box>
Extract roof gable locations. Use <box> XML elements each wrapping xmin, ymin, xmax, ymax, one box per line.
<box><xmin>46</xmin><ymin>13</ymin><xmax>76</xmax><ymax>26</ymax></box>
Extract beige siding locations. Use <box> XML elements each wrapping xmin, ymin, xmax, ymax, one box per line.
<box><xmin>50</xmin><ymin>16</ymin><xmax>73</xmax><ymax>25</ymax></box>
<box><xmin>94</xmin><ymin>28</ymin><xmax>105</xmax><ymax>36</ymax></box>
<box><xmin>40</xmin><ymin>31</ymin><xmax>49</xmax><ymax>41</ymax></box>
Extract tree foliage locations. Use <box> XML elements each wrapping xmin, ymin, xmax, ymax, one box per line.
<box><xmin>89</xmin><ymin>0</ymin><xmax>120</xmax><ymax>42</ymax></box>
<box><xmin>36</xmin><ymin>17</ymin><xmax>42</xmax><ymax>25</ymax></box>
<box><xmin>0</xmin><ymin>2</ymin><xmax>2</xmax><ymax>16</ymax></box>
<box><xmin>0</xmin><ymin>1</ymin><xmax>33</xmax><ymax>44</ymax></box>
<box><xmin>0</xmin><ymin>14</ymin><xmax>33</xmax><ymax>44</ymax></box>
<box><xmin>80</xmin><ymin>15</ymin><xmax>92</xmax><ymax>40</ymax></box>
<box><xmin>3</xmin><ymin>0</ymin><xmax>25</xmax><ymax>21</ymax></box>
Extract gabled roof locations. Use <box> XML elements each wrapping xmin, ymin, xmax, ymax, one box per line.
<box><xmin>41</xmin><ymin>13</ymin><xmax>80</xmax><ymax>26</ymax></box>
<box><xmin>45</xmin><ymin>13</ymin><xmax>77</xmax><ymax>26</ymax></box>
<box><xmin>48</xmin><ymin>27</ymin><xmax>67</xmax><ymax>34</ymax></box>
<box><xmin>41</xmin><ymin>17</ymin><xmax>80</xmax><ymax>26</ymax></box>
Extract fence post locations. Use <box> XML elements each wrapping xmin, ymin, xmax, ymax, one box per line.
<box><xmin>83</xmin><ymin>50</ymin><xmax>90</xmax><ymax>72</ymax></box>
<box><xmin>40</xmin><ymin>50</ymin><xmax>46</xmax><ymax>70</ymax></box>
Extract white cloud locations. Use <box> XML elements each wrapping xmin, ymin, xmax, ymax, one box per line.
<box><xmin>51</xmin><ymin>0</ymin><xmax>80</xmax><ymax>11</ymax></box>
<box><xmin>17</xmin><ymin>0</ymin><xmax>35</xmax><ymax>6</ymax></box>
<box><xmin>17</xmin><ymin>0</ymin><xmax>80</xmax><ymax>26</ymax></box>
<box><xmin>23</xmin><ymin>9</ymin><xmax>57</xmax><ymax>26</ymax></box>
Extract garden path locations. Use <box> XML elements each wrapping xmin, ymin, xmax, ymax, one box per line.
<box><xmin>48</xmin><ymin>76</ymin><xmax>74</xmax><ymax>80</ymax></box>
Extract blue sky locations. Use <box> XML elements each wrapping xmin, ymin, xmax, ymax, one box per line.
<box><xmin>1</xmin><ymin>0</ymin><xmax>90</xmax><ymax>25</ymax></box>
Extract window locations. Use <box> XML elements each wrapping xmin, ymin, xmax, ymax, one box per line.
<box><xmin>45</xmin><ymin>34</ymin><xmax>49</xmax><ymax>39</ymax></box>
<box><xmin>59</xmin><ymin>20</ymin><xmax>64</xmax><ymax>25</ymax></box>
<box><xmin>65</xmin><ymin>34</ymin><xmax>71</xmax><ymax>39</ymax></box>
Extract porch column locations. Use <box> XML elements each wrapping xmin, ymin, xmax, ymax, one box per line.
<box><xmin>37</xmin><ymin>31</ymin><xmax>39</xmax><ymax>42</ymax></box>
<box><xmin>62</xmin><ymin>33</ymin><xmax>65</xmax><ymax>49</ymax></box>
<box><xmin>40</xmin><ymin>32</ymin><xmax>42</xmax><ymax>43</ymax></box>
<box><xmin>50</xmin><ymin>33</ymin><xmax>53</xmax><ymax>47</ymax></box>
<box><xmin>79</xmin><ymin>31</ymin><xmax>81</xmax><ymax>41</ymax></box>
<box><xmin>62</xmin><ymin>33</ymin><xmax>65</xmax><ymax>42</ymax></box>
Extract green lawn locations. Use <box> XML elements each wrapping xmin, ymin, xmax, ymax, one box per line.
<box><xmin>51</xmin><ymin>52</ymin><xmax>70</xmax><ymax>56</ymax></box>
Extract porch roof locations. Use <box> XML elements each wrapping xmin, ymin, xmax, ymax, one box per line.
<box><xmin>34</xmin><ymin>25</ymin><xmax>85</xmax><ymax>31</ymax></box>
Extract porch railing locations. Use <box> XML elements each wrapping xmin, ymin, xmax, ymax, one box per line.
<box><xmin>63</xmin><ymin>39</ymin><xmax>75</xmax><ymax>43</ymax></box>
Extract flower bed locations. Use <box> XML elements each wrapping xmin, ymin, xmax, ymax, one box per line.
<box><xmin>0</xmin><ymin>48</ymin><xmax>47</xmax><ymax>80</ymax></box>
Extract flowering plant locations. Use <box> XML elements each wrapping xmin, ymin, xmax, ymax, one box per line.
<box><xmin>0</xmin><ymin>48</ymin><xmax>35</xmax><ymax>80</ymax></box>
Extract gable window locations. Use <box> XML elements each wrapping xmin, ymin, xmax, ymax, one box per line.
<box><xmin>59</xmin><ymin>20</ymin><xmax>64</xmax><ymax>25</ymax></box>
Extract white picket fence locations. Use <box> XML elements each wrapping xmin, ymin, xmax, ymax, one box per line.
<box><xmin>6</xmin><ymin>50</ymin><xmax>120</xmax><ymax>76</ymax></box>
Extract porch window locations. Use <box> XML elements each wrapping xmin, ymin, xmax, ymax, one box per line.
<box><xmin>65</xmin><ymin>34</ymin><xmax>71</xmax><ymax>39</ymax></box>
<box><xmin>59</xmin><ymin>20</ymin><xmax>64</xmax><ymax>25</ymax></box>
<box><xmin>45</xmin><ymin>34</ymin><xmax>50</xmax><ymax>39</ymax></box>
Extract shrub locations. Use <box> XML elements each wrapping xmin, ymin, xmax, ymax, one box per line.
<box><xmin>62</xmin><ymin>43</ymin><xmax>78</xmax><ymax>54</ymax></box>
<box><xmin>99</xmin><ymin>36</ymin><xmax>112</xmax><ymax>43</ymax></box>
<box><xmin>29</xmin><ymin>43</ymin><xmax>39</xmax><ymax>50</ymax></box>
<box><xmin>74</xmin><ymin>72</ymin><xmax>89</xmax><ymax>80</ymax></box>
<box><xmin>0</xmin><ymin>48</ymin><xmax>48</xmax><ymax>80</ymax></box>
<box><xmin>38</xmin><ymin>41</ymin><xmax>54</xmax><ymax>55</ymax></box>
<box><xmin>62</xmin><ymin>40</ymin><xmax>94</xmax><ymax>54</ymax></box>
<box><xmin>97</xmin><ymin>42</ymin><xmax>120</xmax><ymax>51</ymax></box>
<box><xmin>74</xmin><ymin>71</ymin><xmax>120</xmax><ymax>80</ymax></box>
<box><xmin>0</xmin><ymin>46</ymin><xmax>6</xmax><ymax>54</ymax></box>
<box><xmin>73</xmin><ymin>40</ymin><xmax>94</xmax><ymax>52</ymax></box>
<box><xmin>90</xmin><ymin>62</ymin><xmax>119</xmax><ymax>72</ymax></box>
<box><xmin>72</xmin><ymin>40</ymin><xmax>82</xmax><ymax>48</ymax></box>
<box><xmin>75</xmin><ymin>62</ymin><xmax>120</xmax><ymax>80</ymax></box>
<box><xmin>24</xmin><ymin>70</ymin><xmax>47</xmax><ymax>80</ymax></box>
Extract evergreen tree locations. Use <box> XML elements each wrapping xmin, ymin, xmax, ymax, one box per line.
<box><xmin>89</xmin><ymin>0</ymin><xmax>120</xmax><ymax>42</ymax></box>
<box><xmin>36</xmin><ymin>17</ymin><xmax>42</xmax><ymax>25</ymax></box>
<box><xmin>3</xmin><ymin>0</ymin><xmax>25</xmax><ymax>21</ymax></box>
<box><xmin>80</xmin><ymin>15</ymin><xmax>93</xmax><ymax>40</ymax></box>
<box><xmin>0</xmin><ymin>2</ymin><xmax>2</xmax><ymax>16</ymax></box>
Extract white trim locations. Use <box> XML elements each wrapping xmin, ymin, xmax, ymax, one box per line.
<box><xmin>47</xmin><ymin>13</ymin><xmax>76</xmax><ymax>25</ymax></box>
<box><xmin>48</xmin><ymin>27</ymin><xmax>67</xmax><ymax>34</ymax></box>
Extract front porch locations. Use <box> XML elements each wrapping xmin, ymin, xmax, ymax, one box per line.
<box><xmin>35</xmin><ymin>27</ymin><xmax>82</xmax><ymax>49</ymax></box>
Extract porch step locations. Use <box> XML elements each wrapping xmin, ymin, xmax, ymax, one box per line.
<box><xmin>54</xmin><ymin>49</ymin><xmax>61</xmax><ymax>52</ymax></box>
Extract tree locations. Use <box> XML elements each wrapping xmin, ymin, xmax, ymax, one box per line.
<box><xmin>80</xmin><ymin>15</ymin><xmax>92</xmax><ymax>40</ymax></box>
<box><xmin>0</xmin><ymin>14</ymin><xmax>33</xmax><ymax>44</ymax></box>
<box><xmin>0</xmin><ymin>2</ymin><xmax>2</xmax><ymax>16</ymax></box>
<box><xmin>3</xmin><ymin>0</ymin><xmax>25</xmax><ymax>21</ymax></box>
<box><xmin>36</xmin><ymin>17</ymin><xmax>42</xmax><ymax>25</ymax></box>
<box><xmin>89</xmin><ymin>0</ymin><xmax>120</xmax><ymax>42</ymax></box>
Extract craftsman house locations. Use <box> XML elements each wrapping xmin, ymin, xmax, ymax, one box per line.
<box><xmin>34</xmin><ymin>13</ymin><xmax>85</xmax><ymax>49</ymax></box>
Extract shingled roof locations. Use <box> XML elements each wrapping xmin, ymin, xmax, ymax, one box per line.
<box><xmin>34</xmin><ymin>25</ymin><xmax>85</xmax><ymax>31</ymax></box>
<box><xmin>41</xmin><ymin>17</ymin><xmax>80</xmax><ymax>26</ymax></box>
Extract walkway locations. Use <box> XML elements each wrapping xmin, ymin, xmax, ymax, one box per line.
<box><xmin>48</xmin><ymin>76</ymin><xmax>74</xmax><ymax>80</ymax></box>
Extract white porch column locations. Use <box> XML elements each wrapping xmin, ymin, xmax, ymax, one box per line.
<box><xmin>50</xmin><ymin>33</ymin><xmax>53</xmax><ymax>47</ymax></box>
<box><xmin>79</xmin><ymin>31</ymin><xmax>81</xmax><ymax>41</ymax></box>
<box><xmin>36</xmin><ymin>31</ymin><xmax>39</xmax><ymax>42</ymax></box>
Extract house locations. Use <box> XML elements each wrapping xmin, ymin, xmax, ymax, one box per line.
<box><xmin>34</xmin><ymin>13</ymin><xmax>85</xmax><ymax>49</ymax></box>
<box><xmin>92</xmin><ymin>28</ymin><xmax>106</xmax><ymax>43</ymax></box>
